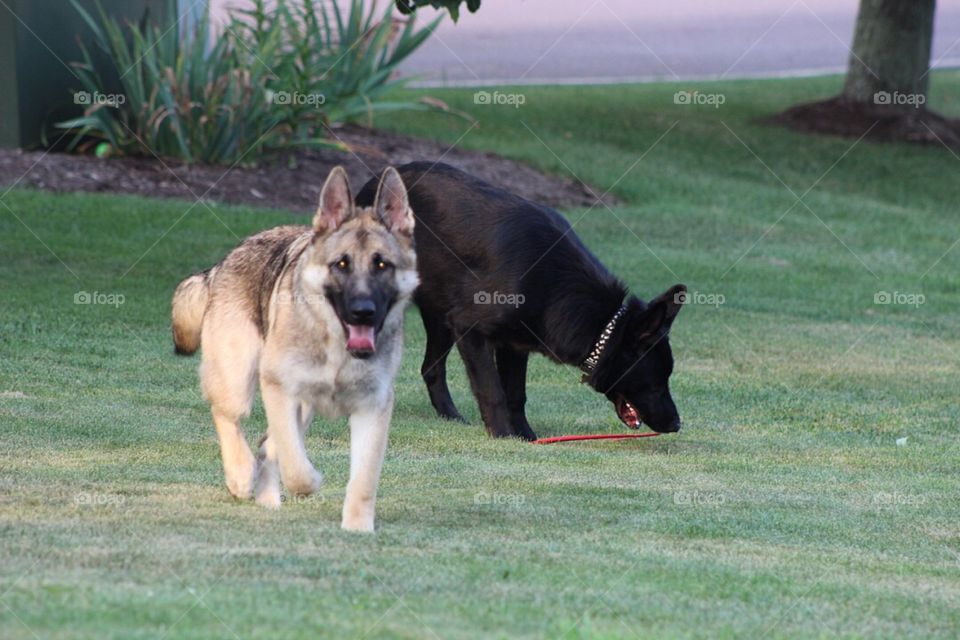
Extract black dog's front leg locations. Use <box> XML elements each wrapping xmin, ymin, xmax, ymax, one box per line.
<box><xmin>456</xmin><ymin>332</ymin><xmax>516</xmax><ymax>438</ymax></box>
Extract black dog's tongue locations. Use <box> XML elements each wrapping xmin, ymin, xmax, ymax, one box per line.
<box><xmin>616</xmin><ymin>396</ymin><xmax>641</xmax><ymax>429</ymax></box>
<box><xmin>346</xmin><ymin>325</ymin><xmax>376</xmax><ymax>353</ymax></box>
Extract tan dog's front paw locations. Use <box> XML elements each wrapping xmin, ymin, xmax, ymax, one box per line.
<box><xmin>341</xmin><ymin>495</ymin><xmax>375</xmax><ymax>532</ymax></box>
<box><xmin>341</xmin><ymin>513</ymin><xmax>375</xmax><ymax>533</ymax></box>
<box><xmin>283</xmin><ymin>466</ymin><xmax>324</xmax><ymax>496</ymax></box>
<box><xmin>225</xmin><ymin>462</ymin><xmax>256</xmax><ymax>500</ymax></box>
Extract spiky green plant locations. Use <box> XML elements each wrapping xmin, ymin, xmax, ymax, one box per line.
<box><xmin>57</xmin><ymin>0</ymin><xmax>443</xmax><ymax>164</ymax></box>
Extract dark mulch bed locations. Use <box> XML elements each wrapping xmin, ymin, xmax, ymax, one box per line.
<box><xmin>768</xmin><ymin>96</ymin><xmax>960</xmax><ymax>148</ymax></box>
<box><xmin>0</xmin><ymin>125</ymin><xmax>613</xmax><ymax>213</ymax></box>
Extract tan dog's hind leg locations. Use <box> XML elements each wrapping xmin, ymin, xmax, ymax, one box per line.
<box><xmin>255</xmin><ymin>434</ymin><xmax>281</xmax><ymax>509</ymax></box>
<box><xmin>299</xmin><ymin>401</ymin><xmax>315</xmax><ymax>440</ymax></box>
<box><xmin>262</xmin><ymin>382</ymin><xmax>323</xmax><ymax>497</ymax></box>
<box><xmin>342</xmin><ymin>392</ymin><xmax>393</xmax><ymax>533</ymax></box>
<box><xmin>200</xmin><ymin>316</ymin><xmax>260</xmax><ymax>500</ymax></box>
<box><xmin>255</xmin><ymin>401</ymin><xmax>315</xmax><ymax>509</ymax></box>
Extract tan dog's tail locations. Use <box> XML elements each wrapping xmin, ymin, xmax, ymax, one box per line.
<box><xmin>171</xmin><ymin>272</ymin><xmax>210</xmax><ymax>355</ymax></box>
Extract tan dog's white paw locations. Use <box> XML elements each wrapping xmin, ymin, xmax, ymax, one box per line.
<box><xmin>225</xmin><ymin>464</ymin><xmax>255</xmax><ymax>500</ymax></box>
<box><xmin>254</xmin><ymin>463</ymin><xmax>282</xmax><ymax>509</ymax></box>
<box><xmin>256</xmin><ymin>491</ymin><xmax>282</xmax><ymax>510</ymax></box>
<box><xmin>341</xmin><ymin>514</ymin><xmax>375</xmax><ymax>533</ymax></box>
<box><xmin>283</xmin><ymin>466</ymin><xmax>324</xmax><ymax>497</ymax></box>
<box><xmin>341</xmin><ymin>496</ymin><xmax>375</xmax><ymax>532</ymax></box>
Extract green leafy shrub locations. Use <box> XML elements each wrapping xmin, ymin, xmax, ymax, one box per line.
<box><xmin>57</xmin><ymin>0</ymin><xmax>442</xmax><ymax>164</ymax></box>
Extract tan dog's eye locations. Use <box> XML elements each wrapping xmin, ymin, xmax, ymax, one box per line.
<box><xmin>335</xmin><ymin>256</ymin><xmax>350</xmax><ymax>271</ymax></box>
<box><xmin>373</xmin><ymin>255</ymin><xmax>390</xmax><ymax>271</ymax></box>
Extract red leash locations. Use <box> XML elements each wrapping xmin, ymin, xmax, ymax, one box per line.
<box><xmin>533</xmin><ymin>432</ymin><xmax>661</xmax><ymax>444</ymax></box>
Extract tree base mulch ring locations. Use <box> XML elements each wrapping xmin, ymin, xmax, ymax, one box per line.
<box><xmin>0</xmin><ymin>125</ymin><xmax>614</xmax><ymax>213</ymax></box>
<box><xmin>766</xmin><ymin>96</ymin><xmax>960</xmax><ymax>149</ymax></box>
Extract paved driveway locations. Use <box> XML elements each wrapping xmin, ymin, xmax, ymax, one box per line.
<box><xmin>397</xmin><ymin>0</ymin><xmax>960</xmax><ymax>85</ymax></box>
<box><xmin>208</xmin><ymin>0</ymin><xmax>960</xmax><ymax>85</ymax></box>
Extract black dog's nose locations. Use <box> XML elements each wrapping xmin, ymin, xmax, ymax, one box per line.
<box><xmin>348</xmin><ymin>299</ymin><xmax>376</xmax><ymax>323</ymax></box>
<box><xmin>653</xmin><ymin>417</ymin><xmax>682</xmax><ymax>433</ymax></box>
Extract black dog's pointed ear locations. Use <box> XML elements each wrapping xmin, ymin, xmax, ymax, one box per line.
<box><xmin>374</xmin><ymin>167</ymin><xmax>414</xmax><ymax>236</ymax></box>
<box><xmin>651</xmin><ymin>284</ymin><xmax>687</xmax><ymax>326</ymax></box>
<box><xmin>313</xmin><ymin>166</ymin><xmax>353</xmax><ymax>233</ymax></box>
<box><xmin>634</xmin><ymin>284</ymin><xmax>686</xmax><ymax>339</ymax></box>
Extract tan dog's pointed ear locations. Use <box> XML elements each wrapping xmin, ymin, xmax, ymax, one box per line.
<box><xmin>313</xmin><ymin>166</ymin><xmax>353</xmax><ymax>233</ymax></box>
<box><xmin>374</xmin><ymin>167</ymin><xmax>414</xmax><ymax>236</ymax></box>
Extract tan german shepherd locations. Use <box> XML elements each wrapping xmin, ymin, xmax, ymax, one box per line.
<box><xmin>171</xmin><ymin>166</ymin><xmax>417</xmax><ymax>532</ymax></box>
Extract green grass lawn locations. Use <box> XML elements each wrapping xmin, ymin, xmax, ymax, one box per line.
<box><xmin>2</xmin><ymin>72</ymin><xmax>960</xmax><ymax>638</ymax></box>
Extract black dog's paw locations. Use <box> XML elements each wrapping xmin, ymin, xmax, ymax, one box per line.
<box><xmin>516</xmin><ymin>428</ymin><xmax>537</xmax><ymax>442</ymax></box>
<box><xmin>438</xmin><ymin>410</ymin><xmax>468</xmax><ymax>424</ymax></box>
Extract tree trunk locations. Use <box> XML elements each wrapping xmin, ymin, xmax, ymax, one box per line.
<box><xmin>770</xmin><ymin>0</ymin><xmax>959</xmax><ymax>148</ymax></box>
<box><xmin>842</xmin><ymin>0</ymin><xmax>936</xmax><ymax>108</ymax></box>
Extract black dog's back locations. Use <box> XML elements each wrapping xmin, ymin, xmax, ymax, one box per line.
<box><xmin>356</xmin><ymin>162</ymin><xmax>625</xmax><ymax>352</ymax></box>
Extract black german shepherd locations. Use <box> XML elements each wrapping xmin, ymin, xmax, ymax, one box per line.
<box><xmin>357</xmin><ymin>162</ymin><xmax>685</xmax><ymax>441</ymax></box>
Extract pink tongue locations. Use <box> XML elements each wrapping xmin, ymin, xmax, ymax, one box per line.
<box><xmin>619</xmin><ymin>399</ymin><xmax>641</xmax><ymax>429</ymax></box>
<box><xmin>346</xmin><ymin>325</ymin><xmax>376</xmax><ymax>352</ymax></box>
